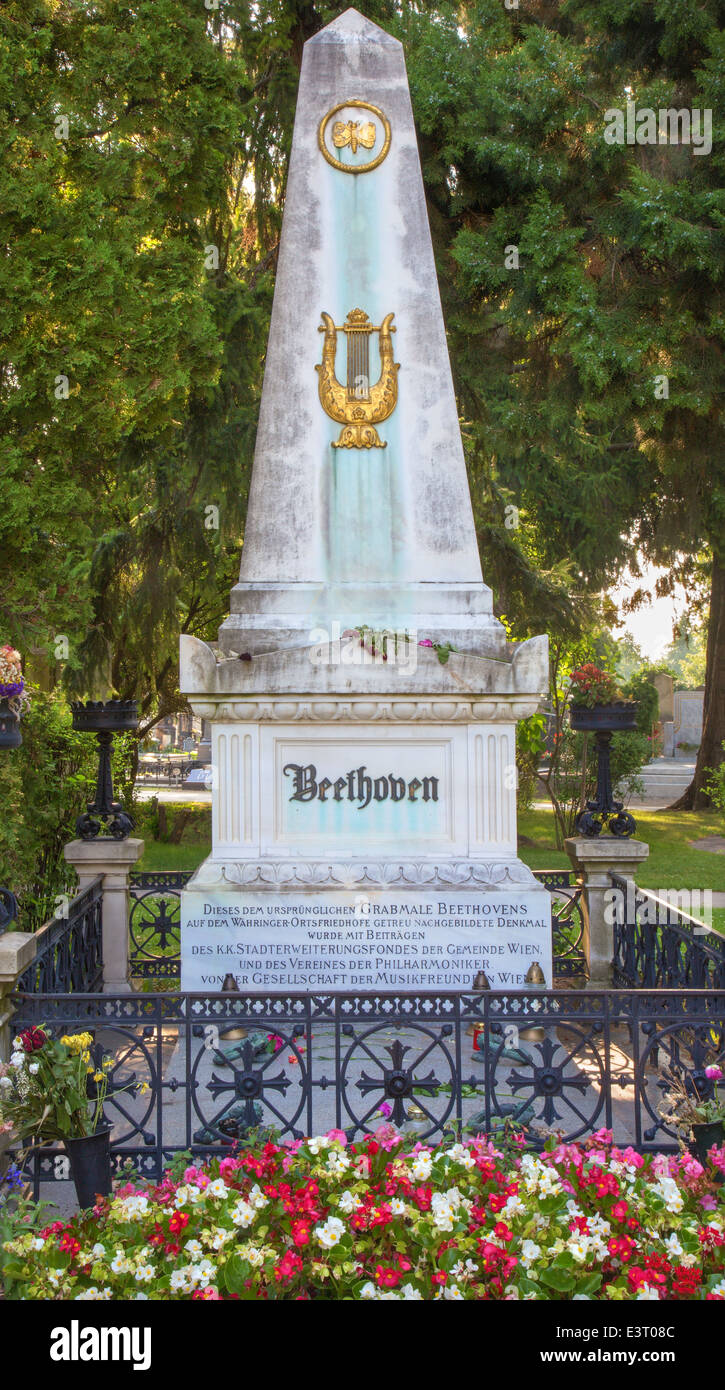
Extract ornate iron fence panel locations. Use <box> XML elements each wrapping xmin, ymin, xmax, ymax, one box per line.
<box><xmin>126</xmin><ymin>868</ymin><xmax>585</xmax><ymax>985</ymax></box>
<box><xmin>534</xmin><ymin>869</ymin><xmax>586</xmax><ymax>979</ymax></box>
<box><xmin>13</xmin><ymin>987</ymin><xmax>724</xmax><ymax>1189</ymax></box>
<box><xmin>611</xmin><ymin>872</ymin><xmax>725</xmax><ymax>989</ymax></box>
<box><xmin>128</xmin><ymin>870</ymin><xmax>192</xmax><ymax>981</ymax></box>
<box><xmin>15</xmin><ymin>880</ymin><xmax>103</xmax><ymax>994</ymax></box>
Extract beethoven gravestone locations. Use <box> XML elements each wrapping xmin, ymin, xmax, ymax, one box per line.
<box><xmin>179</xmin><ymin>9</ymin><xmax>552</xmax><ymax>992</ymax></box>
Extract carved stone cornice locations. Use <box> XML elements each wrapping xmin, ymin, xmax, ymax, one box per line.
<box><xmin>186</xmin><ymin>697</ymin><xmax>540</xmax><ymax>723</ymax></box>
<box><xmin>187</xmin><ymin>858</ymin><xmax>541</xmax><ymax>891</ymax></box>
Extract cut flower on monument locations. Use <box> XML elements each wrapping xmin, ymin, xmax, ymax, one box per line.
<box><xmin>4</xmin><ymin>1130</ymin><xmax>725</xmax><ymax>1301</ymax></box>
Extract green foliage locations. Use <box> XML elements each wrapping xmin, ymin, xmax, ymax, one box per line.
<box><xmin>134</xmin><ymin>797</ymin><xmax>211</xmax><ymax>844</ymax></box>
<box><xmin>0</xmin><ymin>688</ymin><xmax>126</xmax><ymax>930</ymax></box>
<box><xmin>704</xmin><ymin>744</ymin><xmax>725</xmax><ymax>818</ymax></box>
<box><xmin>622</xmin><ymin>669</ymin><xmax>660</xmax><ymax>733</ymax></box>
<box><xmin>516</xmin><ymin>712</ymin><xmax>546</xmax><ymax>813</ymax></box>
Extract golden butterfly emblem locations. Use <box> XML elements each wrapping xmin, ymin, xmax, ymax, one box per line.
<box><xmin>332</xmin><ymin>119</ymin><xmax>377</xmax><ymax>155</ymax></box>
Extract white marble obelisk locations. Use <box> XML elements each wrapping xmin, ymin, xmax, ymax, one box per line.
<box><xmin>180</xmin><ymin>10</ymin><xmax>552</xmax><ymax>993</ymax></box>
<box><xmin>218</xmin><ymin>8</ymin><xmax>501</xmax><ymax>658</ymax></box>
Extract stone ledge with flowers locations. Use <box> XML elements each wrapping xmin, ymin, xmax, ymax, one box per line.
<box><xmin>3</xmin><ymin>1128</ymin><xmax>725</xmax><ymax>1301</ymax></box>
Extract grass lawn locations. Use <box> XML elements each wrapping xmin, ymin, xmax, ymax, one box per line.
<box><xmin>136</xmin><ymin>840</ymin><xmax>209</xmax><ymax>871</ymax></box>
<box><xmin>518</xmin><ymin>806</ymin><xmax>725</xmax><ymax>893</ymax></box>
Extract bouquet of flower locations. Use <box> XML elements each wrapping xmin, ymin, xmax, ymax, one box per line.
<box><xmin>660</xmin><ymin>1065</ymin><xmax>725</xmax><ymax>1133</ymax></box>
<box><xmin>568</xmin><ymin>663</ymin><xmax>622</xmax><ymax>708</ymax></box>
<box><xmin>0</xmin><ymin>1027</ymin><xmax>117</xmax><ymax>1145</ymax></box>
<box><xmin>0</xmin><ymin>645</ymin><xmax>29</xmax><ymax>713</ymax></box>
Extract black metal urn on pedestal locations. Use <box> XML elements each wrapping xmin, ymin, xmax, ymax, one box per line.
<box><xmin>570</xmin><ymin>701</ymin><xmax>638</xmax><ymax>838</ymax></box>
<box><xmin>71</xmin><ymin>700</ymin><xmax>138</xmax><ymax>841</ymax></box>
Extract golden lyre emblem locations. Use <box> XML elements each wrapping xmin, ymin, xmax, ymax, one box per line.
<box><xmin>332</xmin><ymin>119</ymin><xmax>376</xmax><ymax>155</ymax></box>
<box><xmin>316</xmin><ymin>308</ymin><xmax>399</xmax><ymax>449</ymax></box>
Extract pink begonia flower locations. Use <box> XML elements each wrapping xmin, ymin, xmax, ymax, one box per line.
<box><xmin>707</xmin><ymin>1144</ymin><xmax>725</xmax><ymax>1173</ymax></box>
<box><xmin>705</xmin><ymin>1065</ymin><xmax>723</xmax><ymax>1081</ymax></box>
<box><xmin>219</xmin><ymin>1156</ymin><xmax>243</xmax><ymax>1180</ymax></box>
<box><xmin>592</xmin><ymin>1128</ymin><xmax>613</xmax><ymax>1145</ymax></box>
<box><xmin>377</xmin><ymin>1102</ymin><xmax>392</xmax><ymax>1119</ymax></box>
<box><xmin>418</xmin><ymin>639</ymin><xmax>434</xmax><ymax>648</ymax></box>
<box><xmin>681</xmin><ymin>1157</ymin><xmax>705</xmax><ymax>1181</ymax></box>
<box><xmin>373</xmin><ymin>1123</ymin><xmax>403</xmax><ymax>1151</ymax></box>
<box><xmin>326</xmin><ymin>1129</ymin><xmax>348</xmax><ymax>1146</ymax></box>
<box><xmin>701</xmin><ymin>1194</ymin><xmax>718</xmax><ymax>1211</ymax></box>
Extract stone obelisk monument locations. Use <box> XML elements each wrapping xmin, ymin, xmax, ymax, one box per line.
<box><xmin>180</xmin><ymin>10</ymin><xmax>551</xmax><ymax>992</ymax></box>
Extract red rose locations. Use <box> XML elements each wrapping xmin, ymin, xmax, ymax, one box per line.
<box><xmin>20</xmin><ymin>1027</ymin><xmax>47</xmax><ymax>1053</ymax></box>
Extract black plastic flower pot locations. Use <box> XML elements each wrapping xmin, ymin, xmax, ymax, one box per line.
<box><xmin>63</xmin><ymin>1126</ymin><xmax>112</xmax><ymax>1209</ymax></box>
<box><xmin>0</xmin><ymin>697</ymin><xmax>22</xmax><ymax>749</ymax></box>
<box><xmin>690</xmin><ymin>1120</ymin><xmax>725</xmax><ymax>1169</ymax></box>
<box><xmin>569</xmin><ymin>701</ymin><xmax>638</xmax><ymax>733</ymax></box>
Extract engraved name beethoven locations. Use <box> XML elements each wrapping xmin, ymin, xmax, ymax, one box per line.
<box><xmin>283</xmin><ymin>763</ymin><xmax>439</xmax><ymax>810</ymax></box>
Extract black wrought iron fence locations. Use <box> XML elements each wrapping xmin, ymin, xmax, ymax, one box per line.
<box><xmin>128</xmin><ymin>870</ymin><xmax>191</xmax><ymax>984</ymax></box>
<box><xmin>12</xmin><ymin>986</ymin><xmax>724</xmax><ymax>1189</ymax></box>
<box><xmin>611</xmin><ymin>872</ymin><xmax>725</xmax><ymax>989</ymax></box>
<box><xmin>15</xmin><ymin>880</ymin><xmax>103</xmax><ymax>994</ymax></box>
<box><xmin>126</xmin><ymin>868</ymin><xmax>587</xmax><ymax>985</ymax></box>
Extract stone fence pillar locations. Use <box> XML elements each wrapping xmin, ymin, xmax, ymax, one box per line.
<box><xmin>0</xmin><ymin>931</ymin><xmax>37</xmax><ymax>1062</ymax></box>
<box><xmin>565</xmin><ymin>838</ymin><xmax>650</xmax><ymax>986</ymax></box>
<box><xmin>64</xmin><ymin>839</ymin><xmax>145</xmax><ymax>993</ymax></box>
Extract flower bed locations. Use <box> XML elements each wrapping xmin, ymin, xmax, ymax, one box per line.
<box><xmin>3</xmin><ymin>1130</ymin><xmax>725</xmax><ymax>1301</ymax></box>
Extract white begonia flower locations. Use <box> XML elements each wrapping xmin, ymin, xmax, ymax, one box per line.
<box><xmin>243</xmin><ymin>1246</ymin><xmax>265</xmax><ymax>1268</ymax></box>
<box><xmin>443</xmin><ymin>1284</ymin><xmax>464</xmax><ymax>1300</ymax></box>
<box><xmin>91</xmin><ymin>1243</ymin><xmax>105</xmax><ymax>1258</ymax></box>
<box><xmin>410</xmin><ymin>1153</ymin><xmax>432</xmax><ymax>1181</ymax></box>
<box><xmin>327</xmin><ymin>1149</ymin><xmax>350</xmax><ymax>1175</ymax></box>
<box><xmin>447</xmin><ymin>1144</ymin><xmax>476</xmax><ymax>1170</ymax></box>
<box><xmin>360</xmin><ymin>1281</ymin><xmax>378</xmax><ymax>1300</ymax></box>
<box><xmin>75</xmin><ymin>1288</ymin><xmax>100</xmax><ymax>1300</ymax></box>
<box><xmin>206</xmin><ymin>1178</ymin><xmax>229</xmax><ymax>1200</ymax></box>
<box><xmin>184</xmin><ymin>1239</ymin><xmax>203</xmax><ymax>1258</ymax></box>
<box><xmin>134</xmin><ymin>1293</ymin><xmax>149</xmax><ymax>1300</ymax></box>
<box><xmin>248</xmin><ymin>1184</ymin><xmax>269</xmax><ymax>1210</ymax></box>
<box><xmin>663</xmin><ymin>1233</ymin><xmax>684</xmax><ymax>1258</ymax></box>
<box><xmin>401</xmin><ymin>1283</ymin><xmax>423</xmax><ymax>1300</ymax></box>
<box><xmin>110</xmin><ymin>1253</ymin><xmax>130</xmax><ymax>1275</ymax></box>
<box><xmin>337</xmin><ymin>1190</ymin><xmax>362</xmax><ymax>1214</ymax></box>
<box><xmin>210</xmin><ymin>1228</ymin><xmax>230</xmax><ymax>1252</ymax></box>
<box><xmin>520</xmin><ymin>1240</ymin><xmax>542</xmax><ymax>1269</ymax></box>
<box><xmin>307</xmin><ymin>1136</ymin><xmax>331</xmax><ymax>1155</ymax></box>
<box><xmin>503</xmin><ymin>1195</ymin><xmax>524</xmax><ymax>1217</ymax></box>
<box><xmin>134</xmin><ymin>1265</ymin><xmax>155</xmax><ymax>1283</ymax></box>
<box><xmin>117</xmin><ymin>1194</ymin><xmax>149</xmax><ymax>1222</ymax></box>
<box><xmin>231</xmin><ymin>1201</ymin><xmax>255</xmax><ymax>1229</ymax></box>
<box><xmin>191</xmin><ymin>1259</ymin><xmax>215</xmax><ymax>1287</ymax></box>
<box><xmin>567</xmin><ymin>1237</ymin><xmax>591</xmax><ymax>1264</ymax></box>
<box><xmin>636</xmin><ymin>1284</ymin><xmax>660</xmax><ymax>1301</ymax></box>
<box><xmin>390</xmin><ymin>1198</ymin><xmax>407</xmax><ymax>1216</ymax></box>
<box><xmin>710</xmin><ymin>1279</ymin><xmax>725</xmax><ymax>1298</ymax></box>
<box><xmin>31</xmin><ymin>1237</ymin><xmax>45</xmax><ymax>1251</ymax></box>
<box><xmin>315</xmin><ymin>1216</ymin><xmax>346</xmax><ymax>1249</ymax></box>
<box><xmin>170</xmin><ymin>1270</ymin><xmax>191</xmax><ymax>1292</ymax></box>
